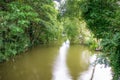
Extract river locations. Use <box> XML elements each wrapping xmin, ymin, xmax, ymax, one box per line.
<box><xmin>0</xmin><ymin>40</ymin><xmax>112</xmax><ymax>80</ymax></box>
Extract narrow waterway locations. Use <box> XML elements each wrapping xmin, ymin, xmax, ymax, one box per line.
<box><xmin>0</xmin><ymin>41</ymin><xmax>112</xmax><ymax>80</ymax></box>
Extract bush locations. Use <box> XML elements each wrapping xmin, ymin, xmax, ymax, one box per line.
<box><xmin>0</xmin><ymin>2</ymin><xmax>39</xmax><ymax>61</ymax></box>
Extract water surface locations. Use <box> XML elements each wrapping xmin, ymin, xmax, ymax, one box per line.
<box><xmin>0</xmin><ymin>41</ymin><xmax>112</xmax><ymax>80</ymax></box>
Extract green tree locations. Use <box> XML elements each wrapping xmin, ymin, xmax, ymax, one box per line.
<box><xmin>63</xmin><ymin>18</ymin><xmax>80</xmax><ymax>43</ymax></box>
<box><xmin>0</xmin><ymin>2</ymin><xmax>39</xmax><ymax>61</ymax></box>
<box><xmin>80</xmin><ymin>0</ymin><xmax>120</xmax><ymax>79</ymax></box>
<box><xmin>64</xmin><ymin>0</ymin><xmax>120</xmax><ymax>79</ymax></box>
<box><xmin>0</xmin><ymin>0</ymin><xmax>62</xmax><ymax>61</ymax></box>
<box><xmin>24</xmin><ymin>0</ymin><xmax>62</xmax><ymax>44</ymax></box>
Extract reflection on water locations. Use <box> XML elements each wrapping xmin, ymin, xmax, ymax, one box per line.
<box><xmin>52</xmin><ymin>40</ymin><xmax>72</xmax><ymax>80</ymax></box>
<box><xmin>0</xmin><ymin>46</ymin><xmax>59</xmax><ymax>80</ymax></box>
<box><xmin>79</xmin><ymin>55</ymin><xmax>113</xmax><ymax>80</ymax></box>
<box><xmin>0</xmin><ymin>40</ymin><xmax>113</xmax><ymax>80</ymax></box>
<box><xmin>67</xmin><ymin>46</ymin><xmax>91</xmax><ymax>80</ymax></box>
<box><xmin>52</xmin><ymin>41</ymin><xmax>92</xmax><ymax>80</ymax></box>
<box><xmin>93</xmin><ymin>64</ymin><xmax>112</xmax><ymax>80</ymax></box>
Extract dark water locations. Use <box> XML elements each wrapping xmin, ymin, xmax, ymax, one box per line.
<box><xmin>0</xmin><ymin>41</ymin><xmax>112</xmax><ymax>80</ymax></box>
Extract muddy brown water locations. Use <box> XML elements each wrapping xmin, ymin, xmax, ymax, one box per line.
<box><xmin>0</xmin><ymin>41</ymin><xmax>112</xmax><ymax>80</ymax></box>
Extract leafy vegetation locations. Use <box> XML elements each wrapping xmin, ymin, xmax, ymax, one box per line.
<box><xmin>0</xmin><ymin>0</ymin><xmax>62</xmax><ymax>62</ymax></box>
<box><xmin>67</xmin><ymin>0</ymin><xmax>120</xmax><ymax>79</ymax></box>
<box><xmin>62</xmin><ymin>18</ymin><xmax>80</xmax><ymax>43</ymax></box>
<box><xmin>0</xmin><ymin>2</ymin><xmax>39</xmax><ymax>61</ymax></box>
<box><xmin>1</xmin><ymin>0</ymin><xmax>120</xmax><ymax>79</ymax></box>
<box><xmin>101</xmin><ymin>33</ymin><xmax>120</xmax><ymax>80</ymax></box>
<box><xmin>0</xmin><ymin>0</ymin><xmax>94</xmax><ymax>62</ymax></box>
<box><xmin>63</xmin><ymin>0</ymin><xmax>120</xmax><ymax>79</ymax></box>
<box><xmin>24</xmin><ymin>0</ymin><xmax>62</xmax><ymax>44</ymax></box>
<box><xmin>80</xmin><ymin>1</ymin><xmax>120</xmax><ymax>79</ymax></box>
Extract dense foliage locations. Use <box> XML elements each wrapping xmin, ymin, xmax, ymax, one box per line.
<box><xmin>83</xmin><ymin>0</ymin><xmax>120</xmax><ymax>80</ymax></box>
<box><xmin>64</xmin><ymin>0</ymin><xmax>120</xmax><ymax>79</ymax></box>
<box><xmin>0</xmin><ymin>2</ymin><xmax>39</xmax><ymax>61</ymax></box>
<box><xmin>80</xmin><ymin>0</ymin><xmax>118</xmax><ymax>38</ymax></box>
<box><xmin>1</xmin><ymin>0</ymin><xmax>120</xmax><ymax>79</ymax></box>
<box><xmin>62</xmin><ymin>18</ymin><xmax>80</xmax><ymax>43</ymax></box>
<box><xmin>62</xmin><ymin>17</ymin><xmax>93</xmax><ymax>44</ymax></box>
<box><xmin>59</xmin><ymin>0</ymin><xmax>94</xmax><ymax>44</ymax></box>
<box><xmin>80</xmin><ymin>1</ymin><xmax>120</xmax><ymax>79</ymax></box>
<box><xmin>0</xmin><ymin>0</ymin><xmax>94</xmax><ymax>62</ymax></box>
<box><xmin>0</xmin><ymin>0</ymin><xmax>62</xmax><ymax>61</ymax></box>
<box><xmin>24</xmin><ymin>0</ymin><xmax>62</xmax><ymax>44</ymax></box>
<box><xmin>101</xmin><ymin>33</ymin><xmax>120</xmax><ymax>80</ymax></box>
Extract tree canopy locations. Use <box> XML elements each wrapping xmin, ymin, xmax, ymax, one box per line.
<box><xmin>63</xmin><ymin>0</ymin><xmax>120</xmax><ymax>79</ymax></box>
<box><xmin>1</xmin><ymin>0</ymin><xmax>120</xmax><ymax>79</ymax></box>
